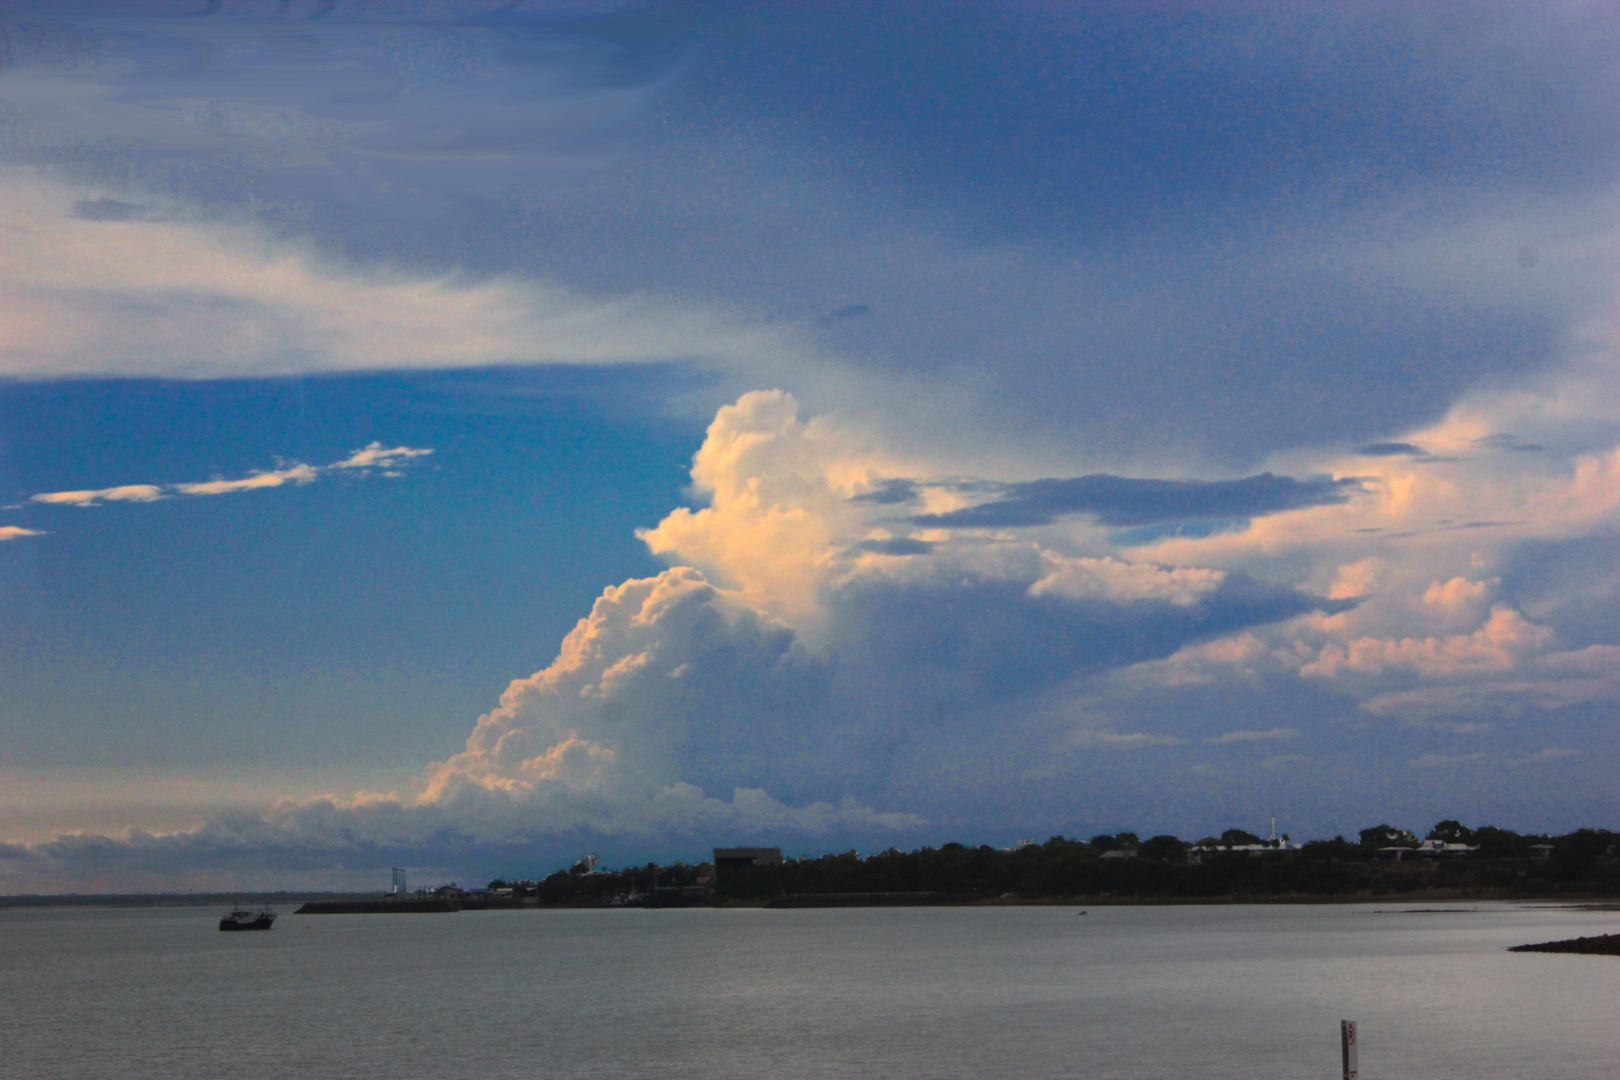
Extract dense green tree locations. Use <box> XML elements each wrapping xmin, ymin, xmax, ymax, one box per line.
<box><xmin>1553</xmin><ymin>829</ymin><xmax>1618</xmax><ymax>874</ymax></box>
<box><xmin>1299</xmin><ymin>836</ymin><xmax>1358</xmax><ymax>861</ymax></box>
<box><xmin>1470</xmin><ymin>825</ymin><xmax>1526</xmax><ymax>858</ymax></box>
<box><xmin>509</xmin><ymin>820</ymin><xmax>1617</xmax><ymax>907</ymax></box>
<box><xmin>1220</xmin><ymin>829</ymin><xmax>1264</xmax><ymax>847</ymax></box>
<box><xmin>1139</xmin><ymin>835</ymin><xmax>1188</xmax><ymax>862</ymax></box>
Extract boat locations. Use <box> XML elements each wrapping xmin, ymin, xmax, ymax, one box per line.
<box><xmin>219</xmin><ymin>904</ymin><xmax>277</xmax><ymax>931</ymax></box>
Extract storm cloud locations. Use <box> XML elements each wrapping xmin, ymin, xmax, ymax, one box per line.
<box><xmin>5</xmin><ymin>2</ymin><xmax>1620</xmax><ymax>891</ymax></box>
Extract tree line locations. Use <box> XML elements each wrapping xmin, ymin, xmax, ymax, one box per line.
<box><xmin>493</xmin><ymin>821</ymin><xmax>1619</xmax><ymax>904</ymax></box>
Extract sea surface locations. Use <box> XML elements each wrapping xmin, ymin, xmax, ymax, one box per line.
<box><xmin>1</xmin><ymin>901</ymin><xmax>1617</xmax><ymax>1079</ymax></box>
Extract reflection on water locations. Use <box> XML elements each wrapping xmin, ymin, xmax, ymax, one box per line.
<box><xmin>2</xmin><ymin>902</ymin><xmax>1617</xmax><ymax>1079</ymax></box>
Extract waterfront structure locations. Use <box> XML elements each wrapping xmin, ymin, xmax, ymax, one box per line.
<box><xmin>712</xmin><ymin>847</ymin><xmax>783</xmax><ymax>877</ymax></box>
<box><xmin>1376</xmin><ymin>839</ymin><xmax>1480</xmax><ymax>861</ymax></box>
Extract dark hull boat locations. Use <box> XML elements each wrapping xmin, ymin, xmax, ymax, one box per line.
<box><xmin>219</xmin><ymin>906</ymin><xmax>277</xmax><ymax>931</ymax></box>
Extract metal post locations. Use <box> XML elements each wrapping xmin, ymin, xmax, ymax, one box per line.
<box><xmin>1340</xmin><ymin>1020</ymin><xmax>1358</xmax><ymax>1080</ymax></box>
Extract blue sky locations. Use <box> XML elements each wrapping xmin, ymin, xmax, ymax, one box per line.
<box><xmin>1</xmin><ymin>0</ymin><xmax>1617</xmax><ymax>891</ymax></box>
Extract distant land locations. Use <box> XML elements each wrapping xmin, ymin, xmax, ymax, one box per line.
<box><xmin>5</xmin><ymin>822</ymin><xmax>1615</xmax><ymax>908</ymax></box>
<box><xmin>509</xmin><ymin>822</ymin><xmax>1618</xmax><ymax>908</ymax></box>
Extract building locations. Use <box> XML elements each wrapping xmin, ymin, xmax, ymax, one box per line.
<box><xmin>1189</xmin><ymin>841</ymin><xmax>1297</xmax><ymax>859</ymax></box>
<box><xmin>1189</xmin><ymin>817</ymin><xmax>1298</xmax><ymax>860</ymax></box>
<box><xmin>712</xmin><ymin>847</ymin><xmax>783</xmax><ymax>877</ymax></box>
<box><xmin>1377</xmin><ymin>839</ymin><xmax>1479</xmax><ymax>861</ymax></box>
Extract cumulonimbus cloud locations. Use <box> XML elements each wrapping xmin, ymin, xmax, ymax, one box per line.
<box><xmin>1</xmin><ymin>390</ymin><xmax>1347</xmax><ymax>890</ymax></box>
<box><xmin>344</xmin><ymin>392</ymin><xmax>1342</xmax><ymax>820</ymax></box>
<box><xmin>13</xmin><ymin>359</ymin><xmax>1620</xmax><ymax>891</ymax></box>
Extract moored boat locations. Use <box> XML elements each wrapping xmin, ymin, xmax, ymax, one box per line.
<box><xmin>219</xmin><ymin>904</ymin><xmax>277</xmax><ymax>931</ymax></box>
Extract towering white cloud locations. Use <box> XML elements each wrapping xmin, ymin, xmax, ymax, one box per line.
<box><xmin>11</xmin><ymin>360</ymin><xmax>1620</xmax><ymax>891</ymax></box>
<box><xmin>409</xmin><ymin>390</ymin><xmax>1322</xmax><ymax>824</ymax></box>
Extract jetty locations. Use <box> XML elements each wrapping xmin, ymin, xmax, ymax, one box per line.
<box><xmin>1508</xmin><ymin>933</ymin><xmax>1620</xmax><ymax>955</ymax></box>
<box><xmin>294</xmin><ymin>898</ymin><xmax>458</xmax><ymax>914</ymax></box>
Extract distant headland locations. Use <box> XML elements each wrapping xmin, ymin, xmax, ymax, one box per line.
<box><xmin>490</xmin><ymin>820</ymin><xmax>1617</xmax><ymax>908</ymax></box>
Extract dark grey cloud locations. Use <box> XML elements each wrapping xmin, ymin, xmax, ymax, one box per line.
<box><xmin>833</xmin><ymin>574</ymin><xmax>1341</xmax><ymax>693</ymax></box>
<box><xmin>845</xmin><ymin>537</ymin><xmax>934</xmax><ymax>557</ymax></box>
<box><xmin>5</xmin><ymin>2</ymin><xmax>1602</xmax><ymax>469</ymax></box>
<box><xmin>674</xmin><ymin>3</ymin><xmax>1620</xmax><ymax>245</ymax></box>
<box><xmin>1356</xmin><ymin>442</ymin><xmax>1424</xmax><ymax>457</ymax></box>
<box><xmin>1476</xmin><ymin>434</ymin><xmax>1546</xmax><ymax>453</ymax></box>
<box><xmin>814</xmin><ymin>572</ymin><xmax>1352</xmax><ymax>806</ymax></box>
<box><xmin>911</xmin><ymin>473</ymin><xmax>1358</xmax><ymax>529</ymax></box>
<box><xmin>1439</xmin><ymin>521</ymin><xmax>1520</xmax><ymax>532</ymax></box>
<box><xmin>850</xmin><ymin>479</ymin><xmax>920</xmax><ymax>506</ymax></box>
<box><xmin>70</xmin><ymin>198</ymin><xmax>155</xmax><ymax>221</ymax></box>
<box><xmin>0</xmin><ymin>3</ymin><xmax>691</xmax><ymax>225</ymax></box>
<box><xmin>821</xmin><ymin>303</ymin><xmax>871</xmax><ymax>324</ymax></box>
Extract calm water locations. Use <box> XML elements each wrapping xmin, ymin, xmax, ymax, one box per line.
<box><xmin>1</xmin><ymin>902</ymin><xmax>1616</xmax><ymax>1079</ymax></box>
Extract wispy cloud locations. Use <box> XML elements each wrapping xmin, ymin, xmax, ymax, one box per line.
<box><xmin>1409</xmin><ymin>752</ymin><xmax>1488</xmax><ymax>769</ymax></box>
<box><xmin>1409</xmin><ymin>747</ymin><xmax>1577</xmax><ymax>771</ymax></box>
<box><xmin>330</xmin><ymin>443</ymin><xmax>435</xmax><ymax>471</ymax></box>
<box><xmin>28</xmin><ymin>445</ymin><xmax>430</xmax><ymax>511</ymax></box>
<box><xmin>1511</xmin><ymin>747</ymin><xmax>1578</xmax><ymax>765</ymax></box>
<box><xmin>1205</xmin><ymin>728</ymin><xmax>1299</xmax><ymax>744</ymax></box>
<box><xmin>1030</xmin><ymin>553</ymin><xmax>1226</xmax><ymax>607</ymax></box>
<box><xmin>31</xmin><ymin>484</ymin><xmax>165</xmax><ymax>508</ymax></box>
<box><xmin>1070</xmin><ymin>731</ymin><xmax>1186</xmax><ymax>750</ymax></box>
<box><xmin>0</xmin><ymin>526</ymin><xmax>44</xmax><ymax>541</ymax></box>
<box><xmin>173</xmin><ymin>464</ymin><xmax>319</xmax><ymax>498</ymax></box>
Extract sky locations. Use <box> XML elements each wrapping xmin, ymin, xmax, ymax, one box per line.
<box><xmin>1</xmin><ymin>0</ymin><xmax>1617</xmax><ymax>892</ymax></box>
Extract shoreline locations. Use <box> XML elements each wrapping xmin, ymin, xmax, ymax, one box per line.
<box><xmin>7</xmin><ymin>889</ymin><xmax>1619</xmax><ymax>911</ymax></box>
